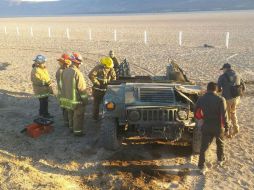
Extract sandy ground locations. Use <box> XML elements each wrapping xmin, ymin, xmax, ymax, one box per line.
<box><xmin>0</xmin><ymin>11</ymin><xmax>253</xmax><ymax>189</ymax></box>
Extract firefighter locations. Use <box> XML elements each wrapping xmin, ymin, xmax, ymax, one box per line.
<box><xmin>109</xmin><ymin>50</ymin><xmax>120</xmax><ymax>77</ymax></box>
<box><xmin>56</xmin><ymin>53</ymin><xmax>72</xmax><ymax>127</ymax></box>
<box><xmin>31</xmin><ymin>55</ymin><xmax>53</xmax><ymax>118</ymax></box>
<box><xmin>60</xmin><ymin>53</ymin><xmax>88</xmax><ymax>136</ymax></box>
<box><xmin>89</xmin><ymin>57</ymin><xmax>116</xmax><ymax>120</ymax></box>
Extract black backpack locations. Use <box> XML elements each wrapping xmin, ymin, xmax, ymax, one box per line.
<box><xmin>225</xmin><ymin>74</ymin><xmax>244</xmax><ymax>98</ymax></box>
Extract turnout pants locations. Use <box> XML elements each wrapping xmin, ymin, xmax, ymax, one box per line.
<box><xmin>62</xmin><ymin>108</ymin><xmax>69</xmax><ymax>127</ymax></box>
<box><xmin>92</xmin><ymin>89</ymin><xmax>106</xmax><ymax>120</ymax></box>
<box><xmin>68</xmin><ymin>104</ymin><xmax>86</xmax><ymax>135</ymax></box>
<box><xmin>226</xmin><ymin>97</ymin><xmax>240</xmax><ymax>132</ymax></box>
<box><xmin>39</xmin><ymin>97</ymin><xmax>49</xmax><ymax>116</ymax></box>
<box><xmin>198</xmin><ymin>131</ymin><xmax>225</xmax><ymax>169</ymax></box>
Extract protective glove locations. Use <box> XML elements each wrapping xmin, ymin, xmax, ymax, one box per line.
<box><xmin>42</xmin><ymin>81</ymin><xmax>51</xmax><ymax>87</ymax></box>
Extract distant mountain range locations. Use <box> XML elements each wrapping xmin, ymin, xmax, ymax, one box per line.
<box><xmin>0</xmin><ymin>0</ymin><xmax>254</xmax><ymax>17</ymax></box>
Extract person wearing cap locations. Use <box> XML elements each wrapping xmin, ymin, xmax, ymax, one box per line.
<box><xmin>195</xmin><ymin>82</ymin><xmax>229</xmax><ymax>175</ymax></box>
<box><xmin>31</xmin><ymin>55</ymin><xmax>53</xmax><ymax>119</ymax></box>
<box><xmin>60</xmin><ymin>52</ymin><xmax>88</xmax><ymax>136</ymax></box>
<box><xmin>56</xmin><ymin>53</ymin><xmax>72</xmax><ymax>127</ymax></box>
<box><xmin>109</xmin><ymin>50</ymin><xmax>120</xmax><ymax>77</ymax></box>
<box><xmin>218</xmin><ymin>63</ymin><xmax>246</xmax><ymax>136</ymax></box>
<box><xmin>89</xmin><ymin>57</ymin><xmax>116</xmax><ymax>121</ymax></box>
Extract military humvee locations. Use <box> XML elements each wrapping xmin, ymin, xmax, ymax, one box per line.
<box><xmin>101</xmin><ymin>60</ymin><xmax>202</xmax><ymax>153</ymax></box>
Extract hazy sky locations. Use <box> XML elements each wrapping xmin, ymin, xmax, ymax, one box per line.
<box><xmin>11</xmin><ymin>0</ymin><xmax>60</xmax><ymax>2</ymax></box>
<box><xmin>2</xmin><ymin>0</ymin><xmax>254</xmax><ymax>16</ymax></box>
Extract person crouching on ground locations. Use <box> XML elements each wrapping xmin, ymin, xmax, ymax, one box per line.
<box><xmin>31</xmin><ymin>55</ymin><xmax>53</xmax><ymax>118</ymax></box>
<box><xmin>195</xmin><ymin>82</ymin><xmax>229</xmax><ymax>175</ymax></box>
<box><xmin>56</xmin><ymin>53</ymin><xmax>72</xmax><ymax>127</ymax></box>
<box><xmin>89</xmin><ymin>57</ymin><xmax>116</xmax><ymax>121</ymax></box>
<box><xmin>60</xmin><ymin>53</ymin><xmax>88</xmax><ymax>136</ymax></box>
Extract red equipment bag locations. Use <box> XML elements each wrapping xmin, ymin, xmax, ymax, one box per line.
<box><xmin>21</xmin><ymin>118</ymin><xmax>54</xmax><ymax>138</ymax></box>
<box><xmin>25</xmin><ymin>123</ymin><xmax>53</xmax><ymax>138</ymax></box>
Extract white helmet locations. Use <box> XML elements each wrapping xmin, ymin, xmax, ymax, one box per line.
<box><xmin>34</xmin><ymin>55</ymin><xmax>47</xmax><ymax>64</ymax></box>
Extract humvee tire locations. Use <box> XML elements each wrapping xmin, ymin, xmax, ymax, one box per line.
<box><xmin>192</xmin><ymin>126</ymin><xmax>202</xmax><ymax>154</ymax></box>
<box><xmin>101</xmin><ymin>118</ymin><xmax>122</xmax><ymax>150</ymax></box>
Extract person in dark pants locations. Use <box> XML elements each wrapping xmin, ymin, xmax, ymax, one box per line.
<box><xmin>39</xmin><ymin>97</ymin><xmax>49</xmax><ymax>116</ymax></box>
<box><xmin>31</xmin><ymin>55</ymin><xmax>53</xmax><ymax>118</ymax></box>
<box><xmin>195</xmin><ymin>82</ymin><xmax>229</xmax><ymax>174</ymax></box>
<box><xmin>92</xmin><ymin>90</ymin><xmax>106</xmax><ymax>121</ymax></box>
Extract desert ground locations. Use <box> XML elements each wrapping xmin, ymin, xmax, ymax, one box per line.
<box><xmin>0</xmin><ymin>11</ymin><xmax>253</xmax><ymax>190</ymax></box>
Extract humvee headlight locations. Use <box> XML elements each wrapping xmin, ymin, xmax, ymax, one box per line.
<box><xmin>105</xmin><ymin>102</ymin><xmax>115</xmax><ymax>111</ymax></box>
<box><xmin>128</xmin><ymin>110</ymin><xmax>141</xmax><ymax>122</ymax></box>
<box><xmin>177</xmin><ymin>110</ymin><xmax>188</xmax><ymax>120</ymax></box>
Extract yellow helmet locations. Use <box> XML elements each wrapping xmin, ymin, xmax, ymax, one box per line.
<box><xmin>100</xmin><ymin>57</ymin><xmax>114</xmax><ymax>68</ymax></box>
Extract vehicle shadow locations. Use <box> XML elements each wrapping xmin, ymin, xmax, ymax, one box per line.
<box><xmin>34</xmin><ymin>143</ymin><xmax>200</xmax><ymax>189</ymax></box>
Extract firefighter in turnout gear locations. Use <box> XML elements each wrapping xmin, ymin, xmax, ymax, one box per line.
<box><xmin>89</xmin><ymin>57</ymin><xmax>116</xmax><ymax>120</ymax></box>
<box><xmin>56</xmin><ymin>53</ymin><xmax>72</xmax><ymax>127</ymax></box>
<box><xmin>31</xmin><ymin>55</ymin><xmax>53</xmax><ymax>118</ymax></box>
<box><xmin>60</xmin><ymin>53</ymin><xmax>88</xmax><ymax>136</ymax></box>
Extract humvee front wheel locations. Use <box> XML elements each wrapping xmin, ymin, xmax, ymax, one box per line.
<box><xmin>101</xmin><ymin>118</ymin><xmax>122</xmax><ymax>150</ymax></box>
<box><xmin>192</xmin><ymin>125</ymin><xmax>202</xmax><ymax>154</ymax></box>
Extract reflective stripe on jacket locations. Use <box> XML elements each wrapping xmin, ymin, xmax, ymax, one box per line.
<box><xmin>31</xmin><ymin>66</ymin><xmax>52</xmax><ymax>98</ymax></box>
<box><xmin>88</xmin><ymin>64</ymin><xmax>116</xmax><ymax>91</ymax></box>
<box><xmin>60</xmin><ymin>65</ymin><xmax>88</xmax><ymax>110</ymax></box>
<box><xmin>56</xmin><ymin>67</ymin><xmax>64</xmax><ymax>99</ymax></box>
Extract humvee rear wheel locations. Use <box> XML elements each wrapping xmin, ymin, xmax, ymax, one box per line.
<box><xmin>101</xmin><ymin>118</ymin><xmax>122</xmax><ymax>150</ymax></box>
<box><xmin>192</xmin><ymin>126</ymin><xmax>202</xmax><ymax>154</ymax></box>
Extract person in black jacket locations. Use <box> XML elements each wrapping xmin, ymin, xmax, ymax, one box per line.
<box><xmin>195</xmin><ymin>82</ymin><xmax>229</xmax><ymax>174</ymax></box>
<box><xmin>218</xmin><ymin>63</ymin><xmax>245</xmax><ymax>136</ymax></box>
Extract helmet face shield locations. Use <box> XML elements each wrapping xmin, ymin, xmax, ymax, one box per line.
<box><xmin>71</xmin><ymin>52</ymin><xmax>83</xmax><ymax>65</ymax></box>
<box><xmin>75</xmin><ymin>57</ymin><xmax>83</xmax><ymax>63</ymax></box>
